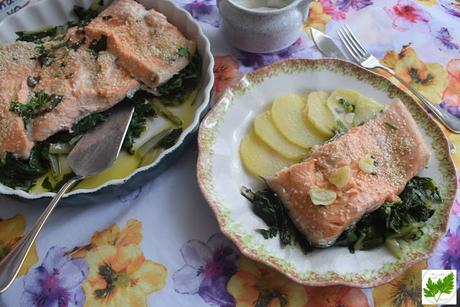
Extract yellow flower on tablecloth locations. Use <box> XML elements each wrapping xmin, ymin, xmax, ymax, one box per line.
<box><xmin>0</xmin><ymin>214</ymin><xmax>38</xmax><ymax>276</ymax></box>
<box><xmin>381</xmin><ymin>46</ymin><xmax>448</xmax><ymax>104</ymax></box>
<box><xmin>227</xmin><ymin>257</ymin><xmax>308</xmax><ymax>307</ymax></box>
<box><xmin>373</xmin><ymin>261</ymin><xmax>435</xmax><ymax>307</ymax></box>
<box><xmin>70</xmin><ymin>219</ymin><xmax>142</xmax><ymax>258</ymax></box>
<box><xmin>82</xmin><ymin>242</ymin><xmax>167</xmax><ymax>306</ymax></box>
<box><xmin>304</xmin><ymin>286</ymin><xmax>369</xmax><ymax>307</ymax></box>
<box><xmin>443</xmin><ymin>59</ymin><xmax>460</xmax><ymax>108</ymax></box>
<box><xmin>303</xmin><ymin>2</ymin><xmax>332</xmax><ymax>37</ymax></box>
<box><xmin>414</xmin><ymin>0</ymin><xmax>438</xmax><ymax>6</ymax></box>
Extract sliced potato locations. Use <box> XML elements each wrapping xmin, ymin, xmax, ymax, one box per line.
<box><xmin>354</xmin><ymin>96</ymin><xmax>384</xmax><ymax>126</ymax></box>
<box><xmin>254</xmin><ymin>111</ymin><xmax>308</xmax><ymax>161</ymax></box>
<box><xmin>240</xmin><ymin>132</ymin><xmax>292</xmax><ymax>178</ymax></box>
<box><xmin>327</xmin><ymin>88</ymin><xmax>361</xmax><ymax>131</ymax></box>
<box><xmin>271</xmin><ymin>94</ymin><xmax>327</xmax><ymax>149</ymax></box>
<box><xmin>306</xmin><ymin>91</ymin><xmax>335</xmax><ymax>137</ymax></box>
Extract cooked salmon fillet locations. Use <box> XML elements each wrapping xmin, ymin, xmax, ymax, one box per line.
<box><xmin>31</xmin><ymin>28</ymin><xmax>139</xmax><ymax>141</ymax></box>
<box><xmin>85</xmin><ymin>0</ymin><xmax>196</xmax><ymax>87</ymax></box>
<box><xmin>267</xmin><ymin>99</ymin><xmax>430</xmax><ymax>247</ymax></box>
<box><xmin>0</xmin><ymin>42</ymin><xmax>37</xmax><ymax>159</ymax></box>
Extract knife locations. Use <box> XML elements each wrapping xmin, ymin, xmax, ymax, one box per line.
<box><xmin>310</xmin><ymin>28</ymin><xmax>348</xmax><ymax>60</ymax></box>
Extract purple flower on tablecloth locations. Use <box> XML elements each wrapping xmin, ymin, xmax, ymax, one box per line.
<box><xmin>336</xmin><ymin>0</ymin><xmax>373</xmax><ymax>11</ymax></box>
<box><xmin>175</xmin><ymin>0</ymin><xmax>220</xmax><ymax>27</ymax></box>
<box><xmin>428</xmin><ymin>217</ymin><xmax>460</xmax><ymax>284</ymax></box>
<box><xmin>384</xmin><ymin>0</ymin><xmax>431</xmax><ymax>32</ymax></box>
<box><xmin>21</xmin><ymin>246</ymin><xmax>88</xmax><ymax>307</ymax></box>
<box><xmin>173</xmin><ymin>233</ymin><xmax>239</xmax><ymax>307</ymax></box>
<box><xmin>235</xmin><ymin>37</ymin><xmax>310</xmax><ymax>72</ymax></box>
<box><xmin>117</xmin><ymin>186</ymin><xmax>143</xmax><ymax>203</ymax></box>
<box><xmin>320</xmin><ymin>0</ymin><xmax>347</xmax><ymax>20</ymax></box>
<box><xmin>440</xmin><ymin>0</ymin><xmax>460</xmax><ymax>17</ymax></box>
<box><xmin>436</xmin><ymin>27</ymin><xmax>459</xmax><ymax>51</ymax></box>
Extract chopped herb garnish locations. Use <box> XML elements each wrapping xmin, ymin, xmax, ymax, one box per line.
<box><xmin>89</xmin><ymin>36</ymin><xmax>107</xmax><ymax>53</ymax></box>
<box><xmin>10</xmin><ymin>91</ymin><xmax>63</xmax><ymax>121</ymax></box>
<box><xmin>333</xmin><ymin>120</ymin><xmax>349</xmax><ymax>135</ymax></box>
<box><xmin>177</xmin><ymin>47</ymin><xmax>191</xmax><ymax>58</ymax></box>
<box><xmin>27</xmin><ymin>76</ymin><xmax>40</xmax><ymax>88</ymax></box>
<box><xmin>384</xmin><ymin>121</ymin><xmax>398</xmax><ymax>130</ymax></box>
<box><xmin>338</xmin><ymin>98</ymin><xmax>355</xmax><ymax>113</ymax></box>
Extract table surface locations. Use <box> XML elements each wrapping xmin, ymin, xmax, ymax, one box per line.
<box><xmin>0</xmin><ymin>0</ymin><xmax>460</xmax><ymax>306</ymax></box>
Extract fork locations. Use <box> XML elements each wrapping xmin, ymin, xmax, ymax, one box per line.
<box><xmin>337</xmin><ymin>25</ymin><xmax>460</xmax><ymax>134</ymax></box>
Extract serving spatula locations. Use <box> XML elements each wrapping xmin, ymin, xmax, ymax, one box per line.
<box><xmin>0</xmin><ymin>103</ymin><xmax>134</xmax><ymax>294</ymax></box>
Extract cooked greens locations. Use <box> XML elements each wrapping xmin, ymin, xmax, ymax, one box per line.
<box><xmin>241</xmin><ymin>187</ymin><xmax>313</xmax><ymax>254</ymax></box>
<box><xmin>156</xmin><ymin>54</ymin><xmax>201</xmax><ymax>103</ymax></box>
<box><xmin>242</xmin><ymin>176</ymin><xmax>441</xmax><ymax>258</ymax></box>
<box><xmin>10</xmin><ymin>91</ymin><xmax>63</xmax><ymax>122</ymax></box>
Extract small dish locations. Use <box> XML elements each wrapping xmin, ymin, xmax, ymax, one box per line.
<box><xmin>197</xmin><ymin>59</ymin><xmax>456</xmax><ymax>287</ymax></box>
<box><xmin>0</xmin><ymin>0</ymin><xmax>214</xmax><ymax>200</ymax></box>
<box><xmin>217</xmin><ymin>0</ymin><xmax>310</xmax><ymax>53</ymax></box>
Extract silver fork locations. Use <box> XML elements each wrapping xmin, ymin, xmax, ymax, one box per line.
<box><xmin>337</xmin><ymin>25</ymin><xmax>460</xmax><ymax>134</ymax></box>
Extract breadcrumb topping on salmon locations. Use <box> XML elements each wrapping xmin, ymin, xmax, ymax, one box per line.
<box><xmin>85</xmin><ymin>0</ymin><xmax>196</xmax><ymax>87</ymax></box>
<box><xmin>0</xmin><ymin>0</ymin><xmax>195</xmax><ymax>157</ymax></box>
<box><xmin>267</xmin><ymin>99</ymin><xmax>431</xmax><ymax>247</ymax></box>
<box><xmin>0</xmin><ymin>42</ymin><xmax>37</xmax><ymax>159</ymax></box>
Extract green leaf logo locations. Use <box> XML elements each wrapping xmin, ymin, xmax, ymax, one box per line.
<box><xmin>423</xmin><ymin>272</ymin><xmax>455</xmax><ymax>302</ymax></box>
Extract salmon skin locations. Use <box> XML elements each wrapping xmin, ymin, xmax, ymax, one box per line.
<box><xmin>85</xmin><ymin>0</ymin><xmax>196</xmax><ymax>88</ymax></box>
<box><xmin>267</xmin><ymin>99</ymin><xmax>430</xmax><ymax>247</ymax></box>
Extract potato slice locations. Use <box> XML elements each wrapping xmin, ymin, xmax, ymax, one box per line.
<box><xmin>240</xmin><ymin>132</ymin><xmax>292</xmax><ymax>178</ymax></box>
<box><xmin>306</xmin><ymin>91</ymin><xmax>335</xmax><ymax>137</ymax></box>
<box><xmin>271</xmin><ymin>94</ymin><xmax>327</xmax><ymax>149</ymax></box>
<box><xmin>254</xmin><ymin>111</ymin><xmax>307</xmax><ymax>161</ymax></box>
<box><xmin>354</xmin><ymin>96</ymin><xmax>384</xmax><ymax>126</ymax></box>
<box><xmin>327</xmin><ymin>88</ymin><xmax>361</xmax><ymax>131</ymax></box>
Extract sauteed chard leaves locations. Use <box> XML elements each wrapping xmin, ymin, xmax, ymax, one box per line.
<box><xmin>242</xmin><ymin>176</ymin><xmax>441</xmax><ymax>258</ymax></box>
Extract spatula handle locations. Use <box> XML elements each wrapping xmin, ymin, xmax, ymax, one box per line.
<box><xmin>0</xmin><ymin>175</ymin><xmax>83</xmax><ymax>294</ymax></box>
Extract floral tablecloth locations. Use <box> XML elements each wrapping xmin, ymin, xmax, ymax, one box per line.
<box><xmin>1</xmin><ymin>0</ymin><xmax>460</xmax><ymax>306</ymax></box>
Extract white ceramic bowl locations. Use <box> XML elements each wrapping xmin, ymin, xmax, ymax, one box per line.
<box><xmin>0</xmin><ymin>0</ymin><xmax>214</xmax><ymax>199</ymax></box>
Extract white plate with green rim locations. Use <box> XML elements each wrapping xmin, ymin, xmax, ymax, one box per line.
<box><xmin>0</xmin><ymin>0</ymin><xmax>214</xmax><ymax>200</ymax></box>
<box><xmin>197</xmin><ymin>58</ymin><xmax>456</xmax><ymax>287</ymax></box>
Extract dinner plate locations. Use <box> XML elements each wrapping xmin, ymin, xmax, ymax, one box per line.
<box><xmin>197</xmin><ymin>59</ymin><xmax>456</xmax><ymax>287</ymax></box>
<box><xmin>0</xmin><ymin>0</ymin><xmax>214</xmax><ymax>199</ymax></box>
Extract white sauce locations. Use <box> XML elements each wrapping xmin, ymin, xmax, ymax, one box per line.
<box><xmin>231</xmin><ymin>0</ymin><xmax>293</xmax><ymax>11</ymax></box>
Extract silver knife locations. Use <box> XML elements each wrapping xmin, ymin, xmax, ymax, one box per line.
<box><xmin>310</xmin><ymin>28</ymin><xmax>348</xmax><ymax>60</ymax></box>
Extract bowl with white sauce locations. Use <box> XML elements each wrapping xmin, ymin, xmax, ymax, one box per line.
<box><xmin>217</xmin><ymin>0</ymin><xmax>311</xmax><ymax>53</ymax></box>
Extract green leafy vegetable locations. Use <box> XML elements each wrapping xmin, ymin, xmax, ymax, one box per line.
<box><xmin>242</xmin><ymin>176</ymin><xmax>440</xmax><ymax>258</ymax></box>
<box><xmin>41</xmin><ymin>172</ymin><xmax>76</xmax><ymax>192</ymax></box>
<box><xmin>10</xmin><ymin>91</ymin><xmax>63</xmax><ymax>121</ymax></box>
<box><xmin>384</xmin><ymin>121</ymin><xmax>398</xmax><ymax>130</ymax></box>
<box><xmin>423</xmin><ymin>272</ymin><xmax>455</xmax><ymax>302</ymax></box>
<box><xmin>156</xmin><ymin>54</ymin><xmax>201</xmax><ymax>102</ymax></box>
<box><xmin>157</xmin><ymin>128</ymin><xmax>182</xmax><ymax>149</ymax></box>
<box><xmin>335</xmin><ymin>176</ymin><xmax>439</xmax><ymax>257</ymax></box>
<box><xmin>121</xmin><ymin>91</ymin><xmax>157</xmax><ymax>154</ymax></box>
<box><xmin>0</xmin><ymin>145</ymin><xmax>49</xmax><ymax>190</ymax></box>
<box><xmin>73</xmin><ymin>0</ymin><xmax>105</xmax><ymax>27</ymax></box>
<box><xmin>241</xmin><ymin>186</ymin><xmax>313</xmax><ymax>254</ymax></box>
<box><xmin>150</xmin><ymin>99</ymin><xmax>183</xmax><ymax>126</ymax></box>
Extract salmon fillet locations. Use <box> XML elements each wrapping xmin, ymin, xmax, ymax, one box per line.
<box><xmin>31</xmin><ymin>28</ymin><xmax>139</xmax><ymax>141</ymax></box>
<box><xmin>85</xmin><ymin>0</ymin><xmax>196</xmax><ymax>87</ymax></box>
<box><xmin>267</xmin><ymin>99</ymin><xmax>430</xmax><ymax>247</ymax></box>
<box><xmin>0</xmin><ymin>42</ymin><xmax>37</xmax><ymax>159</ymax></box>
